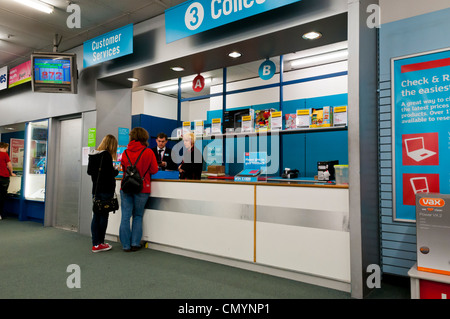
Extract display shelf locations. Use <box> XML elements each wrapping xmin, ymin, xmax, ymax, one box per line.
<box><xmin>168</xmin><ymin>125</ymin><xmax>348</xmax><ymax>140</ymax></box>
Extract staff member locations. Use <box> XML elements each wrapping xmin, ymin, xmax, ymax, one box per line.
<box><xmin>0</xmin><ymin>142</ymin><xmax>16</xmax><ymax>220</ymax></box>
<box><xmin>178</xmin><ymin>132</ymin><xmax>203</xmax><ymax>180</ymax></box>
<box><xmin>151</xmin><ymin>132</ymin><xmax>177</xmax><ymax>171</ymax></box>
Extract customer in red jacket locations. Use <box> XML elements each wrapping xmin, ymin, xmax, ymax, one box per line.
<box><xmin>119</xmin><ymin>127</ymin><xmax>158</xmax><ymax>252</ymax></box>
<box><xmin>0</xmin><ymin>142</ymin><xmax>16</xmax><ymax>220</ymax></box>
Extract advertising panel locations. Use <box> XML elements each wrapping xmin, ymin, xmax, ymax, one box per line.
<box><xmin>165</xmin><ymin>0</ymin><xmax>302</xmax><ymax>43</ymax></box>
<box><xmin>8</xmin><ymin>60</ymin><xmax>31</xmax><ymax>88</ymax></box>
<box><xmin>0</xmin><ymin>66</ymin><xmax>7</xmax><ymax>90</ymax></box>
<box><xmin>391</xmin><ymin>48</ymin><xmax>450</xmax><ymax>221</ymax></box>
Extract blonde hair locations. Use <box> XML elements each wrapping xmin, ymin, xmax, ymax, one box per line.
<box><xmin>183</xmin><ymin>132</ymin><xmax>195</xmax><ymax>145</ymax></box>
<box><xmin>129</xmin><ymin>127</ymin><xmax>149</xmax><ymax>147</ymax></box>
<box><xmin>97</xmin><ymin>134</ymin><xmax>118</xmax><ymax>161</ymax></box>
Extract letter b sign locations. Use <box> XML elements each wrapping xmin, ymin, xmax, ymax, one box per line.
<box><xmin>259</xmin><ymin>60</ymin><xmax>276</xmax><ymax>80</ymax></box>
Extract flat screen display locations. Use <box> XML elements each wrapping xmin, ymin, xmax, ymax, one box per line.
<box><xmin>31</xmin><ymin>52</ymin><xmax>77</xmax><ymax>94</ymax></box>
<box><xmin>33</xmin><ymin>58</ymin><xmax>71</xmax><ymax>85</ymax></box>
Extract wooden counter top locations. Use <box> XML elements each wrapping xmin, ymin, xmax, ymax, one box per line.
<box><xmin>149</xmin><ymin>178</ymin><xmax>349</xmax><ymax>189</ymax></box>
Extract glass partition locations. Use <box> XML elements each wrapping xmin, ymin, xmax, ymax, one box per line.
<box><xmin>0</xmin><ymin>123</ymin><xmax>25</xmax><ymax>196</ymax></box>
<box><xmin>24</xmin><ymin>120</ymin><xmax>48</xmax><ymax>201</ymax></box>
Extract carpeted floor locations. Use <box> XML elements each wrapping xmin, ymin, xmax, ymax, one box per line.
<box><xmin>0</xmin><ymin>218</ymin><xmax>410</xmax><ymax>300</ymax></box>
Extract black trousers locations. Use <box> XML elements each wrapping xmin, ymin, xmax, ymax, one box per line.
<box><xmin>0</xmin><ymin>176</ymin><xmax>10</xmax><ymax>218</ymax></box>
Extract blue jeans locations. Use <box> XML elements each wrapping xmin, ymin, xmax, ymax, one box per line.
<box><xmin>119</xmin><ymin>191</ymin><xmax>149</xmax><ymax>250</ymax></box>
<box><xmin>91</xmin><ymin>193</ymin><xmax>113</xmax><ymax>246</ymax></box>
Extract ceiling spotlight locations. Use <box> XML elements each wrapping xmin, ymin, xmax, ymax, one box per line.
<box><xmin>171</xmin><ymin>66</ymin><xmax>184</xmax><ymax>72</ymax></box>
<box><xmin>14</xmin><ymin>0</ymin><xmax>54</xmax><ymax>14</ymax></box>
<box><xmin>302</xmin><ymin>31</ymin><xmax>322</xmax><ymax>40</ymax></box>
<box><xmin>228</xmin><ymin>51</ymin><xmax>242</xmax><ymax>58</ymax></box>
<box><xmin>127</xmin><ymin>77</ymin><xmax>139</xmax><ymax>82</ymax></box>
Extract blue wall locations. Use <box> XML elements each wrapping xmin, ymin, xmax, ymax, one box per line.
<box><xmin>207</xmin><ymin>94</ymin><xmax>348</xmax><ymax>177</ymax></box>
<box><xmin>378</xmin><ymin>7</ymin><xmax>450</xmax><ymax>276</ymax></box>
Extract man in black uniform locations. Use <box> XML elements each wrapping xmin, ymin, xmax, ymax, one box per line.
<box><xmin>151</xmin><ymin>132</ymin><xmax>177</xmax><ymax>171</ymax></box>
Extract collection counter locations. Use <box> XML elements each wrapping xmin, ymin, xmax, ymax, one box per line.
<box><xmin>106</xmin><ymin>178</ymin><xmax>350</xmax><ymax>291</ymax></box>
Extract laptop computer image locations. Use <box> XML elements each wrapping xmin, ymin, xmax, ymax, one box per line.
<box><xmin>404</xmin><ymin>137</ymin><xmax>436</xmax><ymax>162</ymax></box>
<box><xmin>410</xmin><ymin>177</ymin><xmax>429</xmax><ymax>194</ymax></box>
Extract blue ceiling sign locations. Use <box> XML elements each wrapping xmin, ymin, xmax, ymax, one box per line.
<box><xmin>258</xmin><ymin>59</ymin><xmax>276</xmax><ymax>80</ymax></box>
<box><xmin>83</xmin><ymin>24</ymin><xmax>133</xmax><ymax>68</ymax></box>
<box><xmin>165</xmin><ymin>0</ymin><xmax>302</xmax><ymax>43</ymax></box>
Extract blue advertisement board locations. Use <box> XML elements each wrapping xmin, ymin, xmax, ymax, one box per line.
<box><xmin>83</xmin><ymin>24</ymin><xmax>133</xmax><ymax>68</ymax></box>
<box><xmin>392</xmin><ymin>48</ymin><xmax>450</xmax><ymax>221</ymax></box>
<box><xmin>165</xmin><ymin>0</ymin><xmax>302</xmax><ymax>43</ymax></box>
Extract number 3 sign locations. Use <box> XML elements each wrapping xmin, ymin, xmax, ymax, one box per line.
<box><xmin>185</xmin><ymin>2</ymin><xmax>204</xmax><ymax>31</ymax></box>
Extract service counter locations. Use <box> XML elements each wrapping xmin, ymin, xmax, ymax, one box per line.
<box><xmin>106</xmin><ymin>178</ymin><xmax>350</xmax><ymax>292</ymax></box>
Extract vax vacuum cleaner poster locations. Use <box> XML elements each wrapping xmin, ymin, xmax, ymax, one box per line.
<box><xmin>392</xmin><ymin>47</ymin><xmax>450</xmax><ymax>221</ymax></box>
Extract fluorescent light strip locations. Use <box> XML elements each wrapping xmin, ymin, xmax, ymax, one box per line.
<box><xmin>157</xmin><ymin>78</ymin><xmax>211</xmax><ymax>93</ymax></box>
<box><xmin>290</xmin><ymin>50</ymin><xmax>348</xmax><ymax>68</ymax></box>
<box><xmin>14</xmin><ymin>0</ymin><xmax>54</xmax><ymax>14</ymax></box>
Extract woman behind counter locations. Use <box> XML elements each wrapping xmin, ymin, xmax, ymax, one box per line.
<box><xmin>178</xmin><ymin>132</ymin><xmax>203</xmax><ymax>180</ymax></box>
<box><xmin>87</xmin><ymin>134</ymin><xmax>119</xmax><ymax>253</ymax></box>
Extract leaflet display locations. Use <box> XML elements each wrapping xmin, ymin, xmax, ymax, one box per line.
<box><xmin>234</xmin><ymin>152</ymin><xmax>267</xmax><ymax>182</ymax></box>
<box><xmin>416</xmin><ymin>193</ymin><xmax>450</xmax><ymax>275</ymax></box>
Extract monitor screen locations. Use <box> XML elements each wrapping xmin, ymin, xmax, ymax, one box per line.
<box><xmin>34</xmin><ymin>58</ymin><xmax>71</xmax><ymax>85</ymax></box>
<box><xmin>31</xmin><ymin>52</ymin><xmax>77</xmax><ymax>94</ymax></box>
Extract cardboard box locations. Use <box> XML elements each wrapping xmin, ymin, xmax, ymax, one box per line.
<box><xmin>207</xmin><ymin>165</ymin><xmax>225</xmax><ymax>174</ymax></box>
<box><xmin>223</xmin><ymin>108</ymin><xmax>253</xmax><ymax>133</ymax></box>
<box><xmin>416</xmin><ymin>193</ymin><xmax>450</xmax><ymax>275</ymax></box>
<box><xmin>310</xmin><ymin>106</ymin><xmax>333</xmax><ymax>128</ymax></box>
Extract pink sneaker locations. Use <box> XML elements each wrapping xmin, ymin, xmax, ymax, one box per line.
<box><xmin>92</xmin><ymin>243</ymin><xmax>112</xmax><ymax>252</ymax></box>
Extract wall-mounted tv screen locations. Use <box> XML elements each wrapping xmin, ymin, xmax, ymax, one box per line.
<box><xmin>31</xmin><ymin>52</ymin><xmax>78</xmax><ymax>94</ymax></box>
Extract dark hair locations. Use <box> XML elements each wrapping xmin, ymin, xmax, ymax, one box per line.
<box><xmin>0</xmin><ymin>142</ymin><xmax>9</xmax><ymax>149</ymax></box>
<box><xmin>129</xmin><ymin>127</ymin><xmax>149</xmax><ymax>147</ymax></box>
<box><xmin>156</xmin><ymin>132</ymin><xmax>168</xmax><ymax>140</ymax></box>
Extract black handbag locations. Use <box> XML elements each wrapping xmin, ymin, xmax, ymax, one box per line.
<box><xmin>92</xmin><ymin>153</ymin><xmax>119</xmax><ymax>214</ymax></box>
<box><xmin>93</xmin><ymin>196</ymin><xmax>119</xmax><ymax>214</ymax></box>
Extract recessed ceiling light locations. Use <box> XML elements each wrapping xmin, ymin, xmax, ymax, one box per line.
<box><xmin>127</xmin><ymin>77</ymin><xmax>139</xmax><ymax>82</ymax></box>
<box><xmin>228</xmin><ymin>51</ymin><xmax>242</xmax><ymax>58</ymax></box>
<box><xmin>13</xmin><ymin>0</ymin><xmax>54</xmax><ymax>14</ymax></box>
<box><xmin>171</xmin><ymin>66</ymin><xmax>184</xmax><ymax>72</ymax></box>
<box><xmin>302</xmin><ymin>31</ymin><xmax>322</xmax><ymax>40</ymax></box>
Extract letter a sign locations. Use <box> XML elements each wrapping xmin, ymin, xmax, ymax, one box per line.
<box><xmin>192</xmin><ymin>74</ymin><xmax>205</xmax><ymax>92</ymax></box>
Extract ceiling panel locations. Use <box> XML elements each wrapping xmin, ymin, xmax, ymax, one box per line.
<box><xmin>0</xmin><ymin>0</ymin><xmax>185</xmax><ymax>68</ymax></box>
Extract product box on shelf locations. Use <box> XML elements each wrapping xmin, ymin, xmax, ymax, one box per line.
<box><xmin>333</xmin><ymin>106</ymin><xmax>348</xmax><ymax>127</ymax></box>
<box><xmin>296</xmin><ymin>109</ymin><xmax>311</xmax><ymax>128</ymax></box>
<box><xmin>310</xmin><ymin>106</ymin><xmax>333</xmax><ymax>128</ymax></box>
<box><xmin>416</xmin><ymin>193</ymin><xmax>450</xmax><ymax>275</ymax></box>
<box><xmin>285</xmin><ymin>113</ymin><xmax>296</xmax><ymax>130</ymax></box>
<box><xmin>317</xmin><ymin>160</ymin><xmax>339</xmax><ymax>181</ymax></box>
<box><xmin>255</xmin><ymin>108</ymin><xmax>277</xmax><ymax>132</ymax></box>
<box><xmin>223</xmin><ymin>108</ymin><xmax>253</xmax><ymax>133</ymax></box>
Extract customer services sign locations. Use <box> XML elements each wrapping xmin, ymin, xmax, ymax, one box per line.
<box><xmin>165</xmin><ymin>0</ymin><xmax>301</xmax><ymax>43</ymax></box>
<box><xmin>391</xmin><ymin>48</ymin><xmax>450</xmax><ymax>221</ymax></box>
<box><xmin>83</xmin><ymin>24</ymin><xmax>133</xmax><ymax>68</ymax></box>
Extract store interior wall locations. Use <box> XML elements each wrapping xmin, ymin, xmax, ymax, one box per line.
<box><xmin>346</xmin><ymin>0</ymin><xmax>379</xmax><ymax>299</ymax></box>
<box><xmin>378</xmin><ymin>6</ymin><xmax>450</xmax><ymax>276</ymax></box>
<box><xmin>380</xmin><ymin>0</ymin><xmax>450</xmax><ymax>24</ymax></box>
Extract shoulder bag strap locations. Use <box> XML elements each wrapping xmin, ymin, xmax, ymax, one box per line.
<box><xmin>94</xmin><ymin>153</ymin><xmax>104</xmax><ymax>199</ymax></box>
